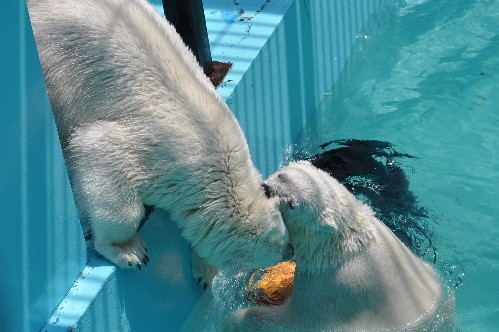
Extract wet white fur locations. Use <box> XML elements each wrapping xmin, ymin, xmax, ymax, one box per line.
<box><xmin>26</xmin><ymin>0</ymin><xmax>289</xmax><ymax>273</ymax></box>
<box><xmin>226</xmin><ymin>161</ymin><xmax>454</xmax><ymax>331</ymax></box>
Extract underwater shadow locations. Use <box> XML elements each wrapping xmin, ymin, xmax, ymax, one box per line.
<box><xmin>308</xmin><ymin>139</ymin><xmax>435</xmax><ymax>261</ymax></box>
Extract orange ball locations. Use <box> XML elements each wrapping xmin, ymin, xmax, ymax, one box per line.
<box><xmin>247</xmin><ymin>261</ymin><xmax>296</xmax><ymax>305</ymax></box>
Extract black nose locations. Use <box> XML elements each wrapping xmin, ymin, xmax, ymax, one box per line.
<box><xmin>261</xmin><ymin>182</ymin><xmax>273</xmax><ymax>198</ymax></box>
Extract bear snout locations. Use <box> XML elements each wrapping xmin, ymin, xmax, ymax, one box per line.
<box><xmin>262</xmin><ymin>181</ymin><xmax>299</xmax><ymax>209</ymax></box>
<box><xmin>262</xmin><ymin>182</ymin><xmax>275</xmax><ymax>198</ymax></box>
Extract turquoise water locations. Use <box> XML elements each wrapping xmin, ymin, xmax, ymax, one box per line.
<box><xmin>295</xmin><ymin>0</ymin><xmax>499</xmax><ymax>330</ymax></box>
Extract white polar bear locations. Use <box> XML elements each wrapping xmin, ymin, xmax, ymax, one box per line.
<box><xmin>26</xmin><ymin>0</ymin><xmax>291</xmax><ymax>276</ymax></box>
<box><xmin>226</xmin><ymin>161</ymin><xmax>454</xmax><ymax>331</ymax></box>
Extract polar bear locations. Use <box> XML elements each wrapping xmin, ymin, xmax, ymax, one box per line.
<box><xmin>26</xmin><ymin>0</ymin><xmax>291</xmax><ymax>277</ymax></box>
<box><xmin>225</xmin><ymin>161</ymin><xmax>454</xmax><ymax>331</ymax></box>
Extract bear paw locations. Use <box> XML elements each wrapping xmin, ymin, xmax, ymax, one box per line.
<box><xmin>95</xmin><ymin>234</ymin><xmax>149</xmax><ymax>270</ymax></box>
<box><xmin>191</xmin><ymin>252</ymin><xmax>218</xmax><ymax>289</ymax></box>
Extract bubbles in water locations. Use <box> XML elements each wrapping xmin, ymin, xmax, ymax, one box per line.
<box><xmin>442</xmin><ymin>263</ymin><xmax>466</xmax><ymax>290</ymax></box>
<box><xmin>182</xmin><ymin>268</ymin><xmax>253</xmax><ymax>332</ymax></box>
<box><xmin>211</xmin><ymin>268</ymin><xmax>249</xmax><ymax>311</ymax></box>
<box><xmin>355</xmin><ymin>33</ymin><xmax>370</xmax><ymax>40</ymax></box>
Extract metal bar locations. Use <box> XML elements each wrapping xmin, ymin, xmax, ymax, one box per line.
<box><xmin>162</xmin><ymin>0</ymin><xmax>212</xmax><ymax>72</ymax></box>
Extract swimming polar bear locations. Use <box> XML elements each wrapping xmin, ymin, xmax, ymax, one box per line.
<box><xmin>26</xmin><ymin>0</ymin><xmax>291</xmax><ymax>277</ymax></box>
<box><xmin>225</xmin><ymin>161</ymin><xmax>454</xmax><ymax>331</ymax></box>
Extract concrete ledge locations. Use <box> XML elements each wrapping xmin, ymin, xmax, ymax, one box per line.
<box><xmin>40</xmin><ymin>252</ymin><xmax>121</xmax><ymax>332</ymax></box>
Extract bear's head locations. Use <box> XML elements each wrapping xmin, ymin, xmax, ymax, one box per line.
<box><xmin>263</xmin><ymin>161</ymin><xmax>377</xmax><ymax>273</ymax></box>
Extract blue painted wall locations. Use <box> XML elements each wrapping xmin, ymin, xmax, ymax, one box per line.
<box><xmin>0</xmin><ymin>1</ymin><xmax>86</xmax><ymax>332</ymax></box>
<box><xmin>228</xmin><ymin>0</ymin><xmax>380</xmax><ymax>177</ymax></box>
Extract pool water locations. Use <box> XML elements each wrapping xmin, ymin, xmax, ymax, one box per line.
<box><xmin>293</xmin><ymin>0</ymin><xmax>499</xmax><ymax>330</ymax></box>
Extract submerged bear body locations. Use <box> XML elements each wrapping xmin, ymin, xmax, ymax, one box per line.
<box><xmin>227</xmin><ymin>161</ymin><xmax>454</xmax><ymax>331</ymax></box>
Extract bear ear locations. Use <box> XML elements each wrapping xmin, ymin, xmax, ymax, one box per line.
<box><xmin>262</xmin><ymin>182</ymin><xmax>299</xmax><ymax>209</ymax></box>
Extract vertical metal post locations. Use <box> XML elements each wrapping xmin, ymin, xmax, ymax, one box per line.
<box><xmin>162</xmin><ymin>0</ymin><xmax>212</xmax><ymax>72</ymax></box>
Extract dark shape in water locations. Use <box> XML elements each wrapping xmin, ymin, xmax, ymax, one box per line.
<box><xmin>309</xmin><ymin>139</ymin><xmax>435</xmax><ymax>261</ymax></box>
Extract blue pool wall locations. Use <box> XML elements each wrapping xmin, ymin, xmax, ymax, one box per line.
<box><xmin>3</xmin><ymin>0</ymin><xmax>380</xmax><ymax>331</ymax></box>
<box><xmin>227</xmin><ymin>0</ymin><xmax>381</xmax><ymax>177</ymax></box>
<box><xmin>1</xmin><ymin>1</ymin><xmax>86</xmax><ymax>332</ymax></box>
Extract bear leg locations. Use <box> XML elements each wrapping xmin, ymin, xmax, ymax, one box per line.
<box><xmin>191</xmin><ymin>252</ymin><xmax>218</xmax><ymax>288</ymax></box>
<box><xmin>68</xmin><ymin>121</ymin><xmax>149</xmax><ymax>269</ymax></box>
